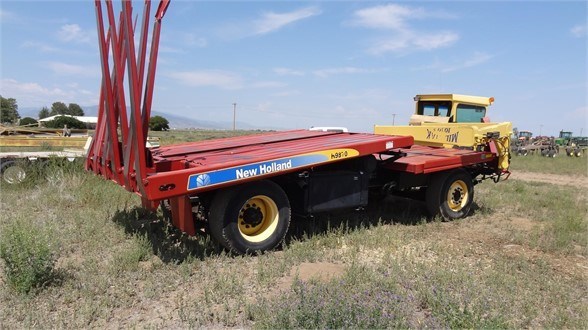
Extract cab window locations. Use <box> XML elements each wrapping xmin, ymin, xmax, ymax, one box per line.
<box><xmin>417</xmin><ymin>101</ymin><xmax>451</xmax><ymax>117</ymax></box>
<box><xmin>456</xmin><ymin>104</ymin><xmax>486</xmax><ymax>122</ymax></box>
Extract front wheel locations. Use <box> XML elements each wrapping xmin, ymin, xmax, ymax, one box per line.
<box><xmin>426</xmin><ymin>170</ymin><xmax>474</xmax><ymax>220</ymax></box>
<box><xmin>209</xmin><ymin>180</ymin><xmax>291</xmax><ymax>254</ymax></box>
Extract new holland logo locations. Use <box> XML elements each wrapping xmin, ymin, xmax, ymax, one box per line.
<box><xmin>195</xmin><ymin>174</ymin><xmax>211</xmax><ymax>187</ymax></box>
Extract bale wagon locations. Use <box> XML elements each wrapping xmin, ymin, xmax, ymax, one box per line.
<box><xmin>86</xmin><ymin>0</ymin><xmax>512</xmax><ymax>254</ymax></box>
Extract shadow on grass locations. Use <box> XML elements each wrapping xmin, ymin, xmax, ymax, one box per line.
<box><xmin>110</xmin><ymin>207</ymin><xmax>221</xmax><ymax>264</ymax></box>
<box><xmin>111</xmin><ymin>196</ymin><xmax>484</xmax><ymax>262</ymax></box>
<box><xmin>287</xmin><ymin>196</ymin><xmax>431</xmax><ymax>243</ymax></box>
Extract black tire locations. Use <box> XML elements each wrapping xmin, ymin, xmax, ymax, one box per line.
<box><xmin>208</xmin><ymin>180</ymin><xmax>291</xmax><ymax>254</ymax></box>
<box><xmin>426</xmin><ymin>170</ymin><xmax>474</xmax><ymax>220</ymax></box>
<box><xmin>0</xmin><ymin>160</ymin><xmax>26</xmax><ymax>184</ymax></box>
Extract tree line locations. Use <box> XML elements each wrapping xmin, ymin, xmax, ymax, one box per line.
<box><xmin>1</xmin><ymin>95</ymin><xmax>169</xmax><ymax>131</ymax></box>
<box><xmin>1</xmin><ymin>96</ymin><xmax>85</xmax><ymax>124</ymax></box>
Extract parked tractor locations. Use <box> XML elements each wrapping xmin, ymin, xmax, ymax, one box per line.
<box><xmin>556</xmin><ymin>131</ymin><xmax>585</xmax><ymax>157</ymax></box>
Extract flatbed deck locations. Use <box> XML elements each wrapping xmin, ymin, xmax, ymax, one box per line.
<box><xmin>385</xmin><ymin>145</ymin><xmax>496</xmax><ymax>174</ymax></box>
<box><xmin>145</xmin><ymin>130</ymin><xmax>414</xmax><ymax>200</ymax></box>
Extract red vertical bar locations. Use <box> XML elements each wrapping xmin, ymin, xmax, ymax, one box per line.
<box><xmin>169</xmin><ymin>196</ymin><xmax>196</xmax><ymax>236</ymax></box>
<box><xmin>122</xmin><ymin>0</ymin><xmax>148</xmax><ymax>195</ymax></box>
<box><xmin>94</xmin><ymin>0</ymin><xmax>124</xmax><ymax>185</ymax></box>
<box><xmin>141</xmin><ymin>0</ymin><xmax>170</xmax><ymax>141</ymax></box>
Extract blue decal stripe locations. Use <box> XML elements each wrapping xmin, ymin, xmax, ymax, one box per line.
<box><xmin>187</xmin><ymin>153</ymin><xmax>328</xmax><ymax>190</ymax></box>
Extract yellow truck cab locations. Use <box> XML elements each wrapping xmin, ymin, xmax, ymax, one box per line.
<box><xmin>375</xmin><ymin>94</ymin><xmax>512</xmax><ymax>170</ymax></box>
<box><xmin>410</xmin><ymin>94</ymin><xmax>492</xmax><ymax>125</ymax></box>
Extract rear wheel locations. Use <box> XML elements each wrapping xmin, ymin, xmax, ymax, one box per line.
<box><xmin>209</xmin><ymin>180</ymin><xmax>290</xmax><ymax>254</ymax></box>
<box><xmin>426</xmin><ymin>170</ymin><xmax>474</xmax><ymax>220</ymax></box>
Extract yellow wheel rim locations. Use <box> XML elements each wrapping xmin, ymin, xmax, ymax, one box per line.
<box><xmin>238</xmin><ymin>195</ymin><xmax>279</xmax><ymax>243</ymax></box>
<box><xmin>447</xmin><ymin>180</ymin><xmax>469</xmax><ymax>212</ymax></box>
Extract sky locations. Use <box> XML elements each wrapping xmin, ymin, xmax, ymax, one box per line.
<box><xmin>0</xmin><ymin>0</ymin><xmax>586</xmax><ymax>136</ymax></box>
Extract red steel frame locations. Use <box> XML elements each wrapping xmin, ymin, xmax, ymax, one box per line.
<box><xmin>87</xmin><ymin>0</ymin><xmax>502</xmax><ymax>235</ymax></box>
<box><xmin>87</xmin><ymin>0</ymin><xmax>169</xmax><ymax>203</ymax></box>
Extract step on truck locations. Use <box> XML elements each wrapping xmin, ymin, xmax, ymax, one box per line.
<box><xmin>87</xmin><ymin>0</ymin><xmax>512</xmax><ymax>254</ymax></box>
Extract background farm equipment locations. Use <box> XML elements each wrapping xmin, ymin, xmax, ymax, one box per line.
<box><xmin>511</xmin><ymin>129</ymin><xmax>558</xmax><ymax>157</ymax></box>
<box><xmin>555</xmin><ymin>130</ymin><xmax>585</xmax><ymax>157</ymax></box>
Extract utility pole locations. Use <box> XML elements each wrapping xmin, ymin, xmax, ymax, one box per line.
<box><xmin>392</xmin><ymin>113</ymin><xmax>397</xmax><ymax>126</ymax></box>
<box><xmin>232</xmin><ymin>103</ymin><xmax>237</xmax><ymax>131</ymax></box>
<box><xmin>539</xmin><ymin>124</ymin><xmax>543</xmax><ymax>136</ymax></box>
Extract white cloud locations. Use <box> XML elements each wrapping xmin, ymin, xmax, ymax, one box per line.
<box><xmin>570</xmin><ymin>24</ymin><xmax>587</xmax><ymax>38</ymax></box>
<box><xmin>0</xmin><ymin>78</ymin><xmax>97</xmax><ymax>108</ymax></box>
<box><xmin>415</xmin><ymin>52</ymin><xmax>494</xmax><ymax>73</ymax></box>
<box><xmin>167</xmin><ymin>70</ymin><xmax>243</xmax><ymax>90</ymax></box>
<box><xmin>21</xmin><ymin>41</ymin><xmax>60</xmax><ymax>53</ymax></box>
<box><xmin>441</xmin><ymin>52</ymin><xmax>494</xmax><ymax>72</ymax></box>
<box><xmin>273</xmin><ymin>67</ymin><xmax>305</xmax><ymax>76</ymax></box>
<box><xmin>353</xmin><ymin>4</ymin><xmax>425</xmax><ymax>30</ymax></box>
<box><xmin>57</xmin><ymin>24</ymin><xmax>91</xmax><ymax>43</ymax></box>
<box><xmin>312</xmin><ymin>67</ymin><xmax>378</xmax><ymax>78</ymax></box>
<box><xmin>412</xmin><ymin>32</ymin><xmax>459</xmax><ymax>51</ymax></box>
<box><xmin>352</xmin><ymin>4</ymin><xmax>459</xmax><ymax>54</ymax></box>
<box><xmin>254</xmin><ymin>7</ymin><xmax>321</xmax><ymax>35</ymax></box>
<box><xmin>46</xmin><ymin>62</ymin><xmax>100</xmax><ymax>77</ymax></box>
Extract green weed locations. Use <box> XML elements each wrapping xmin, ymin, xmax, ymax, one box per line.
<box><xmin>0</xmin><ymin>218</ymin><xmax>59</xmax><ymax>294</ymax></box>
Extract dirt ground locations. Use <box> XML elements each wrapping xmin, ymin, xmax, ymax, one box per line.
<box><xmin>511</xmin><ymin>171</ymin><xmax>588</xmax><ymax>189</ymax></box>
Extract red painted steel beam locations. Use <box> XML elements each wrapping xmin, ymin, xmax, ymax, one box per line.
<box><xmin>142</xmin><ymin>133</ymin><xmax>414</xmax><ymax>201</ymax></box>
<box><xmin>89</xmin><ymin>0</ymin><xmax>168</xmax><ymax>197</ymax></box>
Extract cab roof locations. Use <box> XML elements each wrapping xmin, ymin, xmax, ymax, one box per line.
<box><xmin>414</xmin><ymin>94</ymin><xmax>494</xmax><ymax>106</ymax></box>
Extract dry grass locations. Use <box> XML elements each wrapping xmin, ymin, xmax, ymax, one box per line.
<box><xmin>0</xmin><ymin>131</ymin><xmax>586</xmax><ymax>328</ymax></box>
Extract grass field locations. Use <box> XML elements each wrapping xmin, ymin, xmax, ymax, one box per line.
<box><xmin>1</xmin><ymin>130</ymin><xmax>587</xmax><ymax>328</ymax></box>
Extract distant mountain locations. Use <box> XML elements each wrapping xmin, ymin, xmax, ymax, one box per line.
<box><xmin>18</xmin><ymin>105</ymin><xmax>282</xmax><ymax>130</ymax></box>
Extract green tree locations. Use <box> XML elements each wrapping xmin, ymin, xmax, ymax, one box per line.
<box><xmin>49</xmin><ymin>102</ymin><xmax>68</xmax><ymax>116</ymax></box>
<box><xmin>44</xmin><ymin>116</ymin><xmax>86</xmax><ymax>129</ymax></box>
<box><xmin>19</xmin><ymin>117</ymin><xmax>38</xmax><ymax>126</ymax></box>
<box><xmin>68</xmin><ymin>103</ymin><xmax>84</xmax><ymax>116</ymax></box>
<box><xmin>38</xmin><ymin>106</ymin><xmax>50</xmax><ymax>119</ymax></box>
<box><xmin>149</xmin><ymin>115</ymin><xmax>169</xmax><ymax>131</ymax></box>
<box><xmin>0</xmin><ymin>96</ymin><xmax>20</xmax><ymax>124</ymax></box>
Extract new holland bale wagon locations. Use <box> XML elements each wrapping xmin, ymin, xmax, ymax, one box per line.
<box><xmin>87</xmin><ymin>0</ymin><xmax>512</xmax><ymax>254</ymax></box>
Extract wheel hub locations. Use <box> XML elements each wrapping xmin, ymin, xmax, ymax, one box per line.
<box><xmin>240</xmin><ymin>203</ymin><xmax>263</xmax><ymax>228</ymax></box>
<box><xmin>451</xmin><ymin>187</ymin><xmax>464</xmax><ymax>205</ymax></box>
